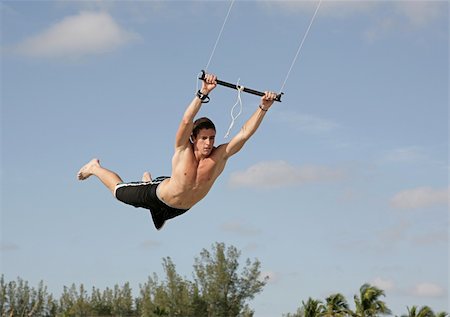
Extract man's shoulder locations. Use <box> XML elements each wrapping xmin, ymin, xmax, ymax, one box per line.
<box><xmin>174</xmin><ymin>142</ymin><xmax>194</xmax><ymax>153</ymax></box>
<box><xmin>213</xmin><ymin>143</ymin><xmax>228</xmax><ymax>152</ymax></box>
<box><xmin>211</xmin><ymin>144</ymin><xmax>230</xmax><ymax>159</ymax></box>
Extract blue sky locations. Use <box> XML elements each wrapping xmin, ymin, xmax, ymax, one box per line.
<box><xmin>1</xmin><ymin>1</ymin><xmax>448</xmax><ymax>316</ymax></box>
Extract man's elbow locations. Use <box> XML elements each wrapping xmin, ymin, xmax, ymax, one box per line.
<box><xmin>239</xmin><ymin>127</ymin><xmax>254</xmax><ymax>142</ymax></box>
<box><xmin>182</xmin><ymin>115</ymin><xmax>192</xmax><ymax>124</ymax></box>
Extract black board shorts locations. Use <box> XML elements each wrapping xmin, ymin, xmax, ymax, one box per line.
<box><xmin>115</xmin><ymin>176</ymin><xmax>189</xmax><ymax>230</ymax></box>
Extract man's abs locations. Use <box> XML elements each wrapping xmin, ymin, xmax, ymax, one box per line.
<box><xmin>156</xmin><ymin>177</ymin><xmax>213</xmax><ymax>209</ymax></box>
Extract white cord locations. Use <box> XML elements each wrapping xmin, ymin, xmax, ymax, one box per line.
<box><xmin>205</xmin><ymin>0</ymin><xmax>235</xmax><ymax>71</ymax></box>
<box><xmin>224</xmin><ymin>79</ymin><xmax>244</xmax><ymax>138</ymax></box>
<box><xmin>279</xmin><ymin>0</ymin><xmax>322</xmax><ymax>93</ymax></box>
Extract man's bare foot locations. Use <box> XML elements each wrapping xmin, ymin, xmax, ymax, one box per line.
<box><xmin>142</xmin><ymin>171</ymin><xmax>152</xmax><ymax>182</ymax></box>
<box><xmin>77</xmin><ymin>158</ymin><xmax>100</xmax><ymax>180</ymax></box>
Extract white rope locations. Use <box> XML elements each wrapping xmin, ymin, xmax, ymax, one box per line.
<box><xmin>279</xmin><ymin>0</ymin><xmax>322</xmax><ymax>93</ymax></box>
<box><xmin>224</xmin><ymin>79</ymin><xmax>244</xmax><ymax>138</ymax></box>
<box><xmin>204</xmin><ymin>0</ymin><xmax>236</xmax><ymax>71</ymax></box>
<box><xmin>199</xmin><ymin>0</ymin><xmax>321</xmax><ymax>140</ymax></box>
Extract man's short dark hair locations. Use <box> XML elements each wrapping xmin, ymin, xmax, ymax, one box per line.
<box><xmin>192</xmin><ymin>117</ymin><xmax>216</xmax><ymax>138</ymax></box>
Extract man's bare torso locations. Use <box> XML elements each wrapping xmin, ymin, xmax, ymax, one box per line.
<box><xmin>156</xmin><ymin>144</ymin><xmax>228</xmax><ymax>209</ymax></box>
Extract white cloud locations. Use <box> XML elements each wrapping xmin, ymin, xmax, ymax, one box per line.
<box><xmin>394</xmin><ymin>2</ymin><xmax>444</xmax><ymax>28</ymax></box>
<box><xmin>372</xmin><ymin>277</ymin><xmax>395</xmax><ymax>291</ymax></box>
<box><xmin>410</xmin><ymin>282</ymin><xmax>446</xmax><ymax>298</ymax></box>
<box><xmin>382</xmin><ymin>146</ymin><xmax>426</xmax><ymax>163</ymax></box>
<box><xmin>377</xmin><ymin>220</ymin><xmax>410</xmax><ymax>245</ymax></box>
<box><xmin>264</xmin><ymin>1</ymin><xmax>445</xmax><ymax>43</ymax></box>
<box><xmin>265</xmin><ymin>0</ymin><xmax>377</xmax><ymax>18</ymax></box>
<box><xmin>229</xmin><ymin>160</ymin><xmax>345</xmax><ymax>189</ymax></box>
<box><xmin>266</xmin><ymin>1</ymin><xmax>443</xmax><ymax>26</ymax></box>
<box><xmin>371</xmin><ymin>279</ymin><xmax>447</xmax><ymax>298</ymax></box>
<box><xmin>275</xmin><ymin>111</ymin><xmax>339</xmax><ymax>134</ymax></box>
<box><xmin>364</xmin><ymin>2</ymin><xmax>445</xmax><ymax>42</ymax></box>
<box><xmin>390</xmin><ymin>187</ymin><xmax>449</xmax><ymax>210</ymax></box>
<box><xmin>14</xmin><ymin>11</ymin><xmax>139</xmax><ymax>58</ymax></box>
<box><xmin>411</xmin><ymin>230</ymin><xmax>448</xmax><ymax>246</ymax></box>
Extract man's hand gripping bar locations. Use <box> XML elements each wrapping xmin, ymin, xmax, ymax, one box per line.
<box><xmin>199</xmin><ymin>70</ymin><xmax>283</xmax><ymax>102</ymax></box>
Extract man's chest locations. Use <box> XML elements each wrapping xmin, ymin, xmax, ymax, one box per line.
<box><xmin>183</xmin><ymin>156</ymin><xmax>225</xmax><ymax>184</ymax></box>
<box><xmin>173</xmin><ymin>148</ymin><xmax>226</xmax><ymax>183</ymax></box>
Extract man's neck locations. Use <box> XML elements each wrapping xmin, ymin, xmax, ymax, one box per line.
<box><xmin>194</xmin><ymin>148</ymin><xmax>215</xmax><ymax>161</ymax></box>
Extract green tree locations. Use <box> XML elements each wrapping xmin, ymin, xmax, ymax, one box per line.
<box><xmin>2</xmin><ymin>243</ymin><xmax>267</xmax><ymax>316</ymax></box>
<box><xmin>154</xmin><ymin>257</ymin><xmax>193</xmax><ymax>316</ymax></box>
<box><xmin>90</xmin><ymin>286</ymin><xmax>112</xmax><ymax>316</ymax></box>
<box><xmin>190</xmin><ymin>283</ymin><xmax>208</xmax><ymax>317</ymax></box>
<box><xmin>137</xmin><ymin>271</ymin><xmax>192</xmax><ymax>317</ymax></box>
<box><xmin>136</xmin><ymin>275</ymin><xmax>158</xmax><ymax>317</ymax></box>
<box><xmin>283</xmin><ymin>297</ymin><xmax>325</xmax><ymax>317</ymax></box>
<box><xmin>402</xmin><ymin>306</ymin><xmax>435</xmax><ymax>317</ymax></box>
<box><xmin>302</xmin><ymin>298</ymin><xmax>325</xmax><ymax>317</ymax></box>
<box><xmin>111</xmin><ymin>282</ymin><xmax>135</xmax><ymax>316</ymax></box>
<box><xmin>193</xmin><ymin>242</ymin><xmax>267</xmax><ymax>317</ymax></box>
<box><xmin>27</xmin><ymin>281</ymin><xmax>51</xmax><ymax>316</ymax></box>
<box><xmin>0</xmin><ymin>276</ymin><xmax>55</xmax><ymax>317</ymax></box>
<box><xmin>322</xmin><ymin>293</ymin><xmax>350</xmax><ymax>317</ymax></box>
<box><xmin>58</xmin><ymin>283</ymin><xmax>92</xmax><ymax>316</ymax></box>
<box><xmin>3</xmin><ymin>277</ymin><xmax>35</xmax><ymax>316</ymax></box>
<box><xmin>354</xmin><ymin>283</ymin><xmax>391</xmax><ymax>317</ymax></box>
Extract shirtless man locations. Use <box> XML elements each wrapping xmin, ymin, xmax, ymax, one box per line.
<box><xmin>77</xmin><ymin>73</ymin><xmax>277</xmax><ymax>230</ymax></box>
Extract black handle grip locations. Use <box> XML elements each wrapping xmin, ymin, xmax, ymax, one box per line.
<box><xmin>199</xmin><ymin>70</ymin><xmax>283</xmax><ymax>102</ymax></box>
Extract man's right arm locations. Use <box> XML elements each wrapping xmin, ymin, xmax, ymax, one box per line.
<box><xmin>174</xmin><ymin>74</ymin><xmax>217</xmax><ymax>149</ymax></box>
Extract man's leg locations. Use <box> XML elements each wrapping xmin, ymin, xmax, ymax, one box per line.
<box><xmin>77</xmin><ymin>158</ymin><xmax>123</xmax><ymax>195</ymax></box>
<box><xmin>142</xmin><ymin>172</ymin><xmax>152</xmax><ymax>182</ymax></box>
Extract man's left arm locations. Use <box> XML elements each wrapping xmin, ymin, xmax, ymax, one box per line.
<box><xmin>223</xmin><ymin>91</ymin><xmax>276</xmax><ymax>158</ymax></box>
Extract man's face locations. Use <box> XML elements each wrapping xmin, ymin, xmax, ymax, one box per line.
<box><xmin>193</xmin><ymin>128</ymin><xmax>216</xmax><ymax>156</ymax></box>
